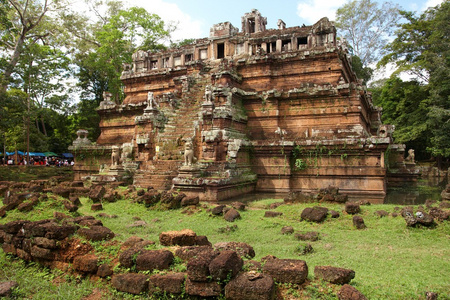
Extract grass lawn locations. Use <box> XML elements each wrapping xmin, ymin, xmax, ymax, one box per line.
<box><xmin>0</xmin><ymin>190</ymin><xmax>449</xmax><ymax>299</ymax></box>
<box><xmin>0</xmin><ymin>166</ymin><xmax>73</xmax><ymax>182</ymax></box>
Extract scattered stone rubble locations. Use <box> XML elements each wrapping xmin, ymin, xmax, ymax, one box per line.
<box><xmin>0</xmin><ymin>220</ymin><xmax>365</xmax><ymax>299</ymax></box>
<box><xmin>284</xmin><ymin>185</ymin><xmax>348</xmax><ymax>204</ymax></box>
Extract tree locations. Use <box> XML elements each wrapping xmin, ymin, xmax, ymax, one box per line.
<box><xmin>351</xmin><ymin>55</ymin><xmax>373</xmax><ymax>83</ymax></box>
<box><xmin>0</xmin><ymin>0</ymin><xmax>68</xmax><ymax>91</ymax></box>
<box><xmin>170</xmin><ymin>38</ymin><xmax>195</xmax><ymax>49</ymax></box>
<box><xmin>0</xmin><ymin>0</ymin><xmax>75</xmax><ymax>158</ymax></box>
<box><xmin>66</xmin><ymin>0</ymin><xmax>171</xmax><ymax>103</ymax></box>
<box><xmin>335</xmin><ymin>0</ymin><xmax>401</xmax><ymax>69</ymax></box>
<box><xmin>371</xmin><ymin>77</ymin><xmax>430</xmax><ymax>159</ymax></box>
<box><xmin>0</xmin><ymin>88</ymin><xmax>28</xmax><ymax>154</ymax></box>
<box><xmin>63</xmin><ymin>0</ymin><xmax>171</xmax><ymax>142</ymax></box>
<box><xmin>13</xmin><ymin>43</ymin><xmax>72</xmax><ymax>135</ymax></box>
<box><xmin>379</xmin><ymin>2</ymin><xmax>450</xmax><ymax>161</ymax></box>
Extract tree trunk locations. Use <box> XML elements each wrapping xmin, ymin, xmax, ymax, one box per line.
<box><xmin>36</xmin><ymin>118</ymin><xmax>41</xmax><ymax>134</ymax></box>
<box><xmin>41</xmin><ymin>115</ymin><xmax>47</xmax><ymax>136</ymax></box>
<box><xmin>1</xmin><ymin>27</ymin><xmax>28</xmax><ymax>91</ymax></box>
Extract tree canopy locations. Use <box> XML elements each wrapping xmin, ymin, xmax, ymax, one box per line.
<box><xmin>0</xmin><ymin>0</ymin><xmax>172</xmax><ymax>155</ymax></box>
<box><xmin>335</xmin><ymin>0</ymin><xmax>401</xmax><ymax>69</ymax></box>
<box><xmin>66</xmin><ymin>1</ymin><xmax>170</xmax><ymax>103</ymax></box>
<box><xmin>378</xmin><ymin>1</ymin><xmax>450</xmax><ymax>160</ymax></box>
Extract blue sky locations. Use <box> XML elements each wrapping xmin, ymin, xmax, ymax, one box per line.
<box><xmin>119</xmin><ymin>0</ymin><xmax>445</xmax><ymax>41</ymax></box>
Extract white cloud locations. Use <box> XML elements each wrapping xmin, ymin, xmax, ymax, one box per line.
<box><xmin>296</xmin><ymin>0</ymin><xmax>347</xmax><ymax>24</ymax></box>
<box><xmin>421</xmin><ymin>0</ymin><xmax>444</xmax><ymax>10</ymax></box>
<box><xmin>124</xmin><ymin>0</ymin><xmax>204</xmax><ymax>42</ymax></box>
<box><xmin>69</xmin><ymin>0</ymin><xmax>203</xmax><ymax>42</ymax></box>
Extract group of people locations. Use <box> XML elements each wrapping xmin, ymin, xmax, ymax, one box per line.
<box><xmin>2</xmin><ymin>156</ymin><xmax>74</xmax><ymax>166</ymax></box>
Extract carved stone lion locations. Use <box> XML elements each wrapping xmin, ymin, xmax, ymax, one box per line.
<box><xmin>184</xmin><ymin>140</ymin><xmax>197</xmax><ymax>166</ymax></box>
<box><xmin>111</xmin><ymin>146</ymin><xmax>120</xmax><ymax>166</ymax></box>
<box><xmin>405</xmin><ymin>149</ymin><xmax>415</xmax><ymax>163</ymax></box>
<box><xmin>204</xmin><ymin>85</ymin><xmax>213</xmax><ymax>104</ymax></box>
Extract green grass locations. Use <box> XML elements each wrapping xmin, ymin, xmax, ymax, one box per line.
<box><xmin>80</xmin><ymin>197</ymin><xmax>450</xmax><ymax>299</ymax></box>
<box><xmin>0</xmin><ymin>166</ymin><xmax>73</xmax><ymax>182</ymax></box>
<box><xmin>1</xmin><ymin>193</ymin><xmax>449</xmax><ymax>299</ymax></box>
<box><xmin>0</xmin><ymin>252</ymin><xmax>95</xmax><ymax>299</ymax></box>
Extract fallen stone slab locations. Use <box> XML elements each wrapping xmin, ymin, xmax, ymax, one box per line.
<box><xmin>89</xmin><ymin>185</ymin><xmax>105</xmax><ymax>203</ymax></box>
<box><xmin>211</xmin><ymin>205</ymin><xmax>226</xmax><ymax>215</ymax></box>
<box><xmin>264</xmin><ymin>211</ymin><xmax>283</xmax><ymax>218</ymax></box>
<box><xmin>187</xmin><ymin>251</ymin><xmax>218</xmax><ymax>282</ymax></box>
<box><xmin>135</xmin><ymin>249</ymin><xmax>174</xmax><ymax>272</ymax></box>
<box><xmin>123</xmin><ymin>236</ymin><xmax>144</xmax><ymax>247</ymax></box>
<box><xmin>185</xmin><ymin>278</ymin><xmax>221</xmax><ymax>297</ymax></box>
<box><xmin>353</xmin><ymin>216</ymin><xmax>366</xmax><ymax>229</ymax></box>
<box><xmin>195</xmin><ymin>235</ymin><xmax>211</xmax><ymax>246</ymax></box>
<box><xmin>301</xmin><ymin>206</ymin><xmax>329</xmax><ymax>223</ymax></box>
<box><xmin>119</xmin><ymin>247</ymin><xmax>143</xmax><ymax>269</ymax></box>
<box><xmin>73</xmin><ymin>254</ymin><xmax>99</xmax><ymax>273</ymax></box>
<box><xmin>214</xmin><ymin>241</ymin><xmax>255</xmax><ymax>259</ymax></box>
<box><xmin>69</xmin><ymin>196</ymin><xmax>82</xmax><ymax>206</ymax></box>
<box><xmin>329</xmin><ymin>210</ymin><xmax>340</xmax><ymax>218</ymax></box>
<box><xmin>281</xmin><ymin>226</ymin><xmax>294</xmax><ymax>235</ymax></box>
<box><xmin>97</xmin><ymin>264</ymin><xmax>113</xmax><ymax>278</ymax></box>
<box><xmin>52</xmin><ymin>187</ymin><xmax>71</xmax><ymax>199</ymax></box>
<box><xmin>4</xmin><ymin>220</ymin><xmax>31</xmax><ymax>234</ymax></box>
<box><xmin>231</xmin><ymin>201</ymin><xmax>246</xmax><ymax>211</ymax></box>
<box><xmin>429</xmin><ymin>207</ymin><xmax>449</xmax><ymax>221</ymax></box>
<box><xmin>224</xmin><ymin>208</ymin><xmax>241</xmax><ymax>222</ymax></box>
<box><xmin>209</xmin><ymin>250</ymin><xmax>243</xmax><ymax>281</ymax></box>
<box><xmin>337</xmin><ymin>284</ymin><xmax>368</xmax><ymax>300</ymax></box>
<box><xmin>63</xmin><ymin>200</ymin><xmax>78</xmax><ymax>212</ymax></box>
<box><xmin>345</xmin><ymin>202</ymin><xmax>361</xmax><ymax>215</ymax></box>
<box><xmin>175</xmin><ymin>245</ymin><xmax>215</xmax><ymax>261</ymax></box>
<box><xmin>91</xmin><ymin>203</ymin><xmax>103</xmax><ymax>211</ymax></box>
<box><xmin>181</xmin><ymin>196</ymin><xmax>199</xmax><ymax>207</ymax></box>
<box><xmin>33</xmin><ymin>237</ymin><xmax>57</xmax><ymax>249</ymax></box>
<box><xmin>262</xmin><ymin>258</ymin><xmax>308</xmax><ymax>284</ymax></box>
<box><xmin>295</xmin><ymin>231</ymin><xmax>320</xmax><ymax>241</ymax></box>
<box><xmin>225</xmin><ymin>272</ymin><xmax>275</xmax><ymax>300</ymax></box>
<box><xmin>17</xmin><ymin>198</ymin><xmax>39</xmax><ymax>212</ymax></box>
<box><xmin>159</xmin><ymin>229</ymin><xmax>197</xmax><ymax>246</ymax></box>
<box><xmin>148</xmin><ymin>272</ymin><xmax>186</xmax><ymax>295</ymax></box>
<box><xmin>77</xmin><ymin>226</ymin><xmax>115</xmax><ymax>241</ymax></box>
<box><xmin>43</xmin><ymin>224</ymin><xmax>78</xmax><ymax>240</ymax></box>
<box><xmin>30</xmin><ymin>245</ymin><xmax>54</xmax><ymax>260</ymax></box>
<box><xmin>375</xmin><ymin>210</ymin><xmax>389</xmax><ymax>218</ymax></box>
<box><xmin>314</xmin><ymin>266</ymin><xmax>355</xmax><ymax>284</ymax></box>
<box><xmin>111</xmin><ymin>273</ymin><xmax>149</xmax><ymax>295</ymax></box>
<box><xmin>22</xmin><ymin>220</ymin><xmax>54</xmax><ymax>238</ymax></box>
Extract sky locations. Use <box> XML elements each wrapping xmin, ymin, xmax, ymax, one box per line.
<box><xmin>116</xmin><ymin>0</ymin><xmax>445</xmax><ymax>42</ymax></box>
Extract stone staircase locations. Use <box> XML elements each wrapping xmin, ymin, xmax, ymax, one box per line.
<box><xmin>133</xmin><ymin>74</ymin><xmax>210</xmax><ymax>189</ymax></box>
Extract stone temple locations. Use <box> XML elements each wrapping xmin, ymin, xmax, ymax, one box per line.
<box><xmin>71</xmin><ymin>9</ymin><xmax>402</xmax><ymax>202</ymax></box>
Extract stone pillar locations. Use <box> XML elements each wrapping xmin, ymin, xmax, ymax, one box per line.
<box><xmin>276</xmin><ymin>40</ymin><xmax>282</xmax><ymax>52</ymax></box>
<box><xmin>261</xmin><ymin>43</ymin><xmax>267</xmax><ymax>53</ymax></box>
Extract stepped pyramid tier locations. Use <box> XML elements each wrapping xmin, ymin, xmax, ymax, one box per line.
<box><xmin>70</xmin><ymin>9</ymin><xmax>404</xmax><ymax>201</ymax></box>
